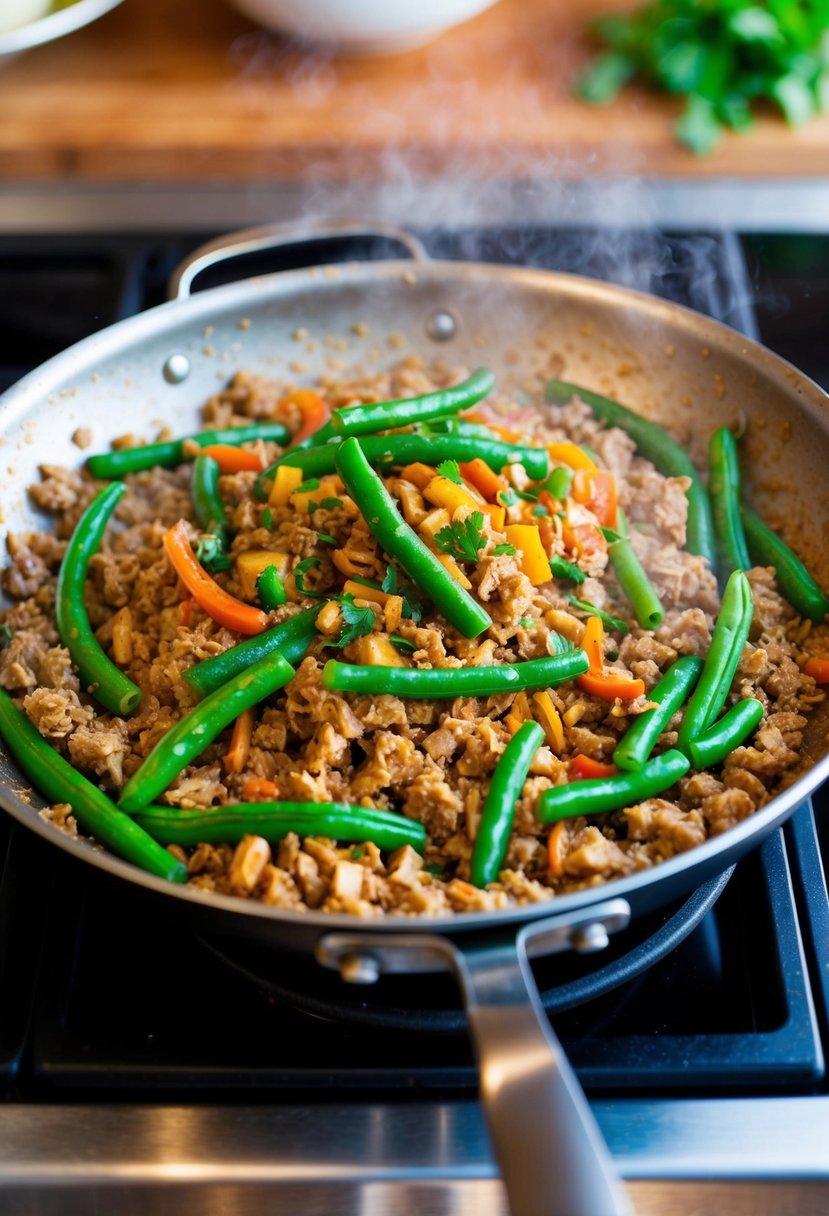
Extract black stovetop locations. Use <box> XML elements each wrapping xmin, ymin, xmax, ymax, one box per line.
<box><xmin>0</xmin><ymin>227</ymin><xmax>827</xmax><ymax>1106</ymax></box>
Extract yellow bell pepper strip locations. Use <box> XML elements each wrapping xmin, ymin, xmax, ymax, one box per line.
<box><xmin>399</xmin><ymin>462</ymin><xmax>438</xmax><ymax>490</ymax></box>
<box><xmin>503</xmin><ymin>524</ymin><xmax>553</xmax><ymax>586</ymax></box>
<box><xmin>269</xmin><ymin>465</ymin><xmax>304</xmax><ymax>507</ymax></box>
<box><xmin>198</xmin><ymin>444</ymin><xmax>265</xmax><ymax>474</ymax></box>
<box><xmin>531</xmin><ymin>691</ymin><xmax>565</xmax><ymax>753</ymax></box>
<box><xmin>546</xmin><ymin>441</ymin><xmax>598</xmax><ymax>472</ymax></box>
<box><xmin>423</xmin><ymin>475</ymin><xmax>482</xmax><ymax>514</ymax></box>
<box><xmin>164</xmin><ymin>520</ymin><xmax>268</xmax><ymax>636</ymax></box>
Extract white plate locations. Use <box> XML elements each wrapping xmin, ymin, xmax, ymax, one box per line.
<box><xmin>0</xmin><ymin>0</ymin><xmax>124</xmax><ymax>58</ymax></box>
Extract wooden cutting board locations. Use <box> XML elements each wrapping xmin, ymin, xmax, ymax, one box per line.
<box><xmin>2</xmin><ymin>0</ymin><xmax>829</xmax><ymax>182</ymax></box>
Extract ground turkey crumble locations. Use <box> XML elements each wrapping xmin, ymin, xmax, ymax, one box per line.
<box><xmin>1</xmin><ymin>358</ymin><xmax>826</xmax><ymax>917</ymax></box>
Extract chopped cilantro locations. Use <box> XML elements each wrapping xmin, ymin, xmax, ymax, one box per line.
<box><xmin>514</xmin><ymin>488</ymin><xmax>540</xmax><ymax>502</ymax></box>
<box><xmin>194</xmin><ymin>533</ymin><xmax>230</xmax><ymax>573</ymax></box>
<box><xmin>296</xmin><ymin>478</ymin><xmax>320</xmax><ymax>494</ymax></box>
<box><xmin>320</xmin><ymin>496</ymin><xmax>344</xmax><ymax>511</ymax></box>
<box><xmin>401</xmin><ymin>584</ymin><xmax>424</xmax><ymax>623</ymax></box>
<box><xmin>436</xmin><ymin>459</ymin><xmax>462</xmax><ymax>484</ymax></box>
<box><xmin>518</xmin><ymin>616</ymin><xmax>535</xmax><ymax>629</ymax></box>
<box><xmin>493</xmin><ymin>543</ymin><xmax>517</xmax><ymax>556</ymax></box>
<box><xmin>381</xmin><ymin>566</ymin><xmax>398</xmax><ymax>595</ymax></box>
<box><xmin>498</xmin><ymin>489</ymin><xmax>518</xmax><ymax>507</ymax></box>
<box><xmin>567</xmin><ymin>594</ymin><xmax>630</xmax><ymax>635</ymax></box>
<box><xmin>324</xmin><ymin>593</ymin><xmax>376</xmax><ymax>648</ymax></box>
<box><xmin>426</xmin><ymin>862</ymin><xmax>446</xmax><ymax>876</ymax></box>
<box><xmin>307</xmin><ymin>500</ymin><xmax>320</xmax><ymax>515</ymax></box>
<box><xmin>433</xmin><ymin>511</ymin><xmax>487</xmax><ymax>564</ymax></box>
<box><xmin>550</xmin><ymin>556</ymin><xmax>586</xmax><ymax>584</ymax></box>
<box><xmin>0</xmin><ymin>623</ymin><xmax>12</xmax><ymax>649</ymax></box>
<box><xmin>390</xmin><ymin>634</ymin><xmax>417</xmax><ymax>653</ymax></box>
<box><xmin>261</xmin><ymin>507</ymin><xmax>273</xmax><ymax>529</ymax></box>
<box><xmin>293</xmin><ymin>556</ymin><xmax>327</xmax><ymax>598</ymax></box>
<box><xmin>316</xmin><ymin>532</ymin><xmax>337</xmax><ymax>545</ymax></box>
<box><xmin>533</xmin><ymin>504</ymin><xmax>549</xmax><ymax>517</ymax></box>
<box><xmin>351</xmin><ymin>847</ymin><xmax>365</xmax><ymax>860</ymax></box>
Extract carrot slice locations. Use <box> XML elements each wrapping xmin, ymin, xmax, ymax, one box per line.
<box><xmin>531</xmin><ymin>691</ymin><xmax>565</xmax><ymax>754</ymax></box>
<box><xmin>581</xmin><ymin>616</ymin><xmax>605</xmax><ymax>674</ymax></box>
<box><xmin>164</xmin><ymin>520</ymin><xmax>268</xmax><ymax>635</ymax></box>
<box><xmin>224</xmin><ymin>708</ymin><xmax>255</xmax><ymax>774</ymax></box>
<box><xmin>803</xmin><ymin>657</ymin><xmax>829</xmax><ymax>684</ymax></box>
<box><xmin>243</xmin><ymin>777</ymin><xmax>278</xmax><ymax>801</ymax></box>
<box><xmin>459</xmin><ymin>458</ymin><xmax>509</xmax><ymax>502</ymax></box>
<box><xmin>577</xmin><ymin>670</ymin><xmax>645</xmax><ymax>702</ymax></box>
<box><xmin>199</xmin><ymin>444</ymin><xmax>264</xmax><ymax>474</ymax></box>
<box><xmin>547</xmin><ymin>820</ymin><xmax>568</xmax><ymax>877</ymax></box>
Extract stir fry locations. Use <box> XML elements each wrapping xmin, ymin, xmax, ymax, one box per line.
<box><xmin>0</xmin><ymin>358</ymin><xmax>826</xmax><ymax>915</ymax></box>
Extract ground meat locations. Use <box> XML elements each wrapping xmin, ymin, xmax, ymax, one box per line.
<box><xmin>4</xmin><ymin>358</ymin><xmax>825</xmax><ymax>918</ymax></box>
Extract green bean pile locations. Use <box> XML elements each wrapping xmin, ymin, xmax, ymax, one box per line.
<box><xmin>0</xmin><ymin>357</ymin><xmax>824</xmax><ymax>916</ymax></box>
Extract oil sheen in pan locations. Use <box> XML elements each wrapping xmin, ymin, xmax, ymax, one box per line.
<box><xmin>199</xmin><ymin>867</ymin><xmax>732</xmax><ymax>1033</ymax></box>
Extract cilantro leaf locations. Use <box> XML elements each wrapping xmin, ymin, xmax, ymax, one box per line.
<box><xmin>320</xmin><ymin>497</ymin><xmax>344</xmax><ymax>511</ymax></box>
<box><xmin>293</xmin><ymin>556</ymin><xmax>327</xmax><ymax>598</ymax></box>
<box><xmin>316</xmin><ymin>532</ymin><xmax>337</xmax><ymax>545</ymax></box>
<box><xmin>436</xmin><ymin>459</ymin><xmax>462</xmax><ymax>484</ymax></box>
<box><xmin>518</xmin><ymin>616</ymin><xmax>535</xmax><ymax>629</ymax></box>
<box><xmin>381</xmin><ymin>566</ymin><xmax>398</xmax><ymax>595</ymax></box>
<box><xmin>295</xmin><ymin>478</ymin><xmax>320</xmax><ymax>494</ymax></box>
<box><xmin>194</xmin><ymin>533</ymin><xmax>230</xmax><ymax>573</ymax></box>
<box><xmin>401</xmin><ymin>583</ymin><xmax>424</xmax><ymax>623</ymax></box>
<box><xmin>324</xmin><ymin>593</ymin><xmax>376</xmax><ymax>648</ymax></box>
<box><xmin>0</xmin><ymin>623</ymin><xmax>13</xmax><ymax>649</ymax></box>
<box><xmin>433</xmin><ymin>511</ymin><xmax>487</xmax><ymax>564</ymax></box>
<box><xmin>493</xmin><ymin>543</ymin><xmax>517</xmax><ymax>556</ymax></box>
<box><xmin>261</xmin><ymin>507</ymin><xmax>273</xmax><ymax>529</ymax></box>
<box><xmin>389</xmin><ymin>634</ymin><xmax>417</xmax><ymax>653</ymax></box>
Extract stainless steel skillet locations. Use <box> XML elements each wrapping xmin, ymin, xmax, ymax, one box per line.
<box><xmin>1</xmin><ymin>222</ymin><xmax>829</xmax><ymax>1216</ymax></box>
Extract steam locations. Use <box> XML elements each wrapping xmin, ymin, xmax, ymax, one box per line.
<box><xmin>224</xmin><ymin>24</ymin><xmax>760</xmax><ymax>339</ymax></box>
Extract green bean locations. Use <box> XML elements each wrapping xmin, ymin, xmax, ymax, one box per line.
<box><xmin>0</xmin><ymin>689</ymin><xmax>186</xmax><ymax>883</ymax></box>
<box><xmin>708</xmin><ymin>427</ymin><xmax>750</xmax><ymax>576</ymax></box>
<box><xmin>686</xmin><ymin>698</ymin><xmax>764</xmax><ymax>770</ymax></box>
<box><xmin>676</xmin><ymin>569</ymin><xmax>754</xmax><ymax>755</ymax></box>
<box><xmin>613</xmin><ymin>656</ymin><xmax>704</xmax><ymax>771</ymax></box>
<box><xmin>334</xmin><ymin>437</ymin><xmax>492</xmax><ymax>639</ymax></box>
<box><xmin>331</xmin><ymin>369</ymin><xmax>495</xmax><ymax>438</ymax></box>
<box><xmin>257</xmin><ymin>564</ymin><xmax>287</xmax><ymax>610</ymax></box>
<box><xmin>87</xmin><ymin>423</ymin><xmax>290</xmax><ymax>479</ymax></box>
<box><xmin>471</xmin><ymin>720</ymin><xmax>544</xmax><ymax>887</ymax></box>
<box><xmin>537</xmin><ymin>748</ymin><xmax>690</xmax><ymax>824</ymax></box>
<box><xmin>740</xmin><ymin>505</ymin><xmax>829</xmax><ymax>622</ymax></box>
<box><xmin>323</xmin><ymin>651</ymin><xmax>589</xmax><ymax>698</ymax></box>
<box><xmin>55</xmin><ymin>482</ymin><xmax>142</xmax><ymax>717</ymax></box>
<box><xmin>183</xmin><ymin>606</ymin><xmax>320</xmax><ymax>699</ymax></box>
<box><xmin>255</xmin><ymin>433</ymin><xmax>548</xmax><ymax>497</ymax></box>
<box><xmin>566</xmin><ymin>595</ymin><xmax>630</xmax><ymax>635</ymax></box>
<box><xmin>133</xmin><ymin>802</ymin><xmax>427</xmax><ymax>853</ymax></box>
<box><xmin>604</xmin><ymin>510</ymin><xmax>664</xmax><ymax>630</ymax></box>
<box><xmin>545</xmin><ymin>380</ymin><xmax>716</xmax><ymax>567</ymax></box>
<box><xmin>119</xmin><ymin>651</ymin><xmax>295</xmax><ymax>812</ymax></box>
<box><xmin>191</xmin><ymin>455</ymin><xmax>229</xmax><ymax>545</ymax></box>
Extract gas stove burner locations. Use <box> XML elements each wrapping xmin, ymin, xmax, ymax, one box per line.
<box><xmin>199</xmin><ymin>868</ymin><xmax>733</xmax><ymax>1034</ymax></box>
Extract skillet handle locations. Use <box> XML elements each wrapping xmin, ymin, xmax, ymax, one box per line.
<box><xmin>454</xmin><ymin>926</ymin><xmax>633</xmax><ymax>1216</ymax></box>
<box><xmin>169</xmin><ymin>221</ymin><xmax>428</xmax><ymax>300</ymax></box>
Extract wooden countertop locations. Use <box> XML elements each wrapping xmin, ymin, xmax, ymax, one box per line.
<box><xmin>3</xmin><ymin>0</ymin><xmax>829</xmax><ymax>184</ymax></box>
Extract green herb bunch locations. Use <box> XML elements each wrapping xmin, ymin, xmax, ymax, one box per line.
<box><xmin>577</xmin><ymin>0</ymin><xmax>829</xmax><ymax>153</ymax></box>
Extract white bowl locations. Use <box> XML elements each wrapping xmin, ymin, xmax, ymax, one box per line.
<box><xmin>0</xmin><ymin>0</ymin><xmax>52</xmax><ymax>34</ymax></box>
<box><xmin>0</xmin><ymin>0</ymin><xmax>124</xmax><ymax>59</ymax></box>
<box><xmin>225</xmin><ymin>0</ymin><xmax>499</xmax><ymax>54</ymax></box>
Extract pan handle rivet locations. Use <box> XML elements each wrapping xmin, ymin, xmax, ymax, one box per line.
<box><xmin>571</xmin><ymin>922</ymin><xmax>610</xmax><ymax>954</ymax></box>
<box><xmin>339</xmin><ymin>951</ymin><xmax>381</xmax><ymax>985</ymax></box>
<box><xmin>426</xmin><ymin>311</ymin><xmax>457</xmax><ymax>342</ymax></box>
<box><xmin>163</xmin><ymin>354</ymin><xmax>191</xmax><ymax>384</ymax></box>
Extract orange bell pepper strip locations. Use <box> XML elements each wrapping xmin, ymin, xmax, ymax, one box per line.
<box><xmin>581</xmin><ymin>616</ymin><xmax>605</xmax><ymax>674</ymax></box>
<box><xmin>577</xmin><ymin>670</ymin><xmax>646</xmax><ymax>702</ymax></box>
<box><xmin>280</xmin><ymin>389</ymin><xmax>330</xmax><ymax>446</ymax></box>
<box><xmin>459</xmin><ymin>458</ymin><xmax>509</xmax><ymax>502</ymax></box>
<box><xmin>803</xmin><ymin>657</ymin><xmax>829</xmax><ymax>684</ymax></box>
<box><xmin>503</xmin><ymin>524</ymin><xmax>553</xmax><ymax>586</ymax></box>
<box><xmin>569</xmin><ymin>754</ymin><xmax>618</xmax><ymax>780</ymax></box>
<box><xmin>164</xmin><ymin>520</ymin><xmax>268</xmax><ymax>635</ymax></box>
<box><xmin>547</xmin><ymin>820</ymin><xmax>568</xmax><ymax>877</ymax></box>
<box><xmin>199</xmin><ymin>444</ymin><xmax>264</xmax><ymax>474</ymax></box>
<box><xmin>572</xmin><ymin>469</ymin><xmax>618</xmax><ymax>529</ymax></box>
<box><xmin>178</xmin><ymin>596</ymin><xmax>195</xmax><ymax>628</ymax></box>
<box><xmin>224</xmin><ymin>708</ymin><xmax>255</xmax><ymax>774</ymax></box>
<box><xmin>243</xmin><ymin>777</ymin><xmax>278</xmax><ymax>801</ymax></box>
<box><xmin>562</xmin><ymin>520</ymin><xmax>607</xmax><ymax>559</ymax></box>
